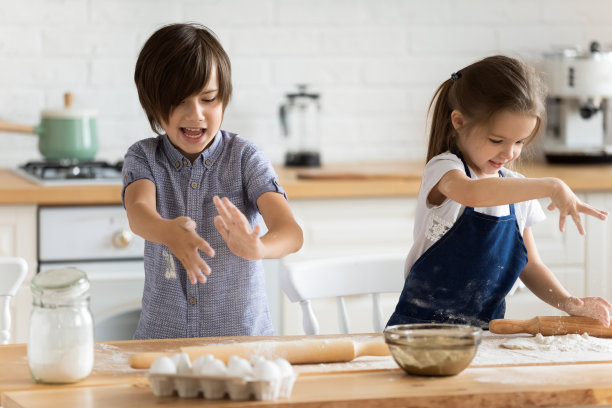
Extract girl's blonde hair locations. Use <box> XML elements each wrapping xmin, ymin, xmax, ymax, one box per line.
<box><xmin>426</xmin><ymin>55</ymin><xmax>546</xmax><ymax>162</ymax></box>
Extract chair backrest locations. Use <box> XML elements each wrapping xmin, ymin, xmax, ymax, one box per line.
<box><xmin>0</xmin><ymin>257</ymin><xmax>28</xmax><ymax>344</ymax></box>
<box><xmin>280</xmin><ymin>254</ymin><xmax>406</xmax><ymax>335</ymax></box>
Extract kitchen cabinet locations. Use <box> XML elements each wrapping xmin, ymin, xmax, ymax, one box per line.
<box><xmin>0</xmin><ymin>205</ymin><xmax>37</xmax><ymax>343</ymax></box>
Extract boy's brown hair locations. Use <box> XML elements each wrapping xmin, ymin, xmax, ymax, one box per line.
<box><xmin>134</xmin><ymin>23</ymin><xmax>232</xmax><ymax>135</ymax></box>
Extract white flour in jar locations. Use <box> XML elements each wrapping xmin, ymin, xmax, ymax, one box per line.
<box><xmin>28</xmin><ymin>307</ymin><xmax>94</xmax><ymax>383</ymax></box>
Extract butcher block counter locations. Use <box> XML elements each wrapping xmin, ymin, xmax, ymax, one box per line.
<box><xmin>3</xmin><ymin>334</ymin><xmax>612</xmax><ymax>408</ymax></box>
<box><xmin>2</xmin><ymin>161</ymin><xmax>612</xmax><ymax>204</ymax></box>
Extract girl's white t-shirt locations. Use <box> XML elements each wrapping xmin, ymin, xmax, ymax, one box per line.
<box><xmin>404</xmin><ymin>152</ymin><xmax>546</xmax><ymax>279</ymax></box>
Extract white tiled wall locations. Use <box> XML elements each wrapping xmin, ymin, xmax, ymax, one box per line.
<box><xmin>1</xmin><ymin>0</ymin><xmax>612</xmax><ymax>167</ymax></box>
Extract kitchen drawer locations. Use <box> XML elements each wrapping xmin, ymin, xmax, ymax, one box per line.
<box><xmin>287</xmin><ymin>197</ymin><xmax>415</xmax><ymax>260</ymax></box>
<box><xmin>38</xmin><ymin>206</ymin><xmax>144</xmax><ymax>261</ymax></box>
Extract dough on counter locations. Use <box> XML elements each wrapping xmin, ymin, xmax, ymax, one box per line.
<box><xmin>500</xmin><ymin>333</ymin><xmax>612</xmax><ymax>352</ymax></box>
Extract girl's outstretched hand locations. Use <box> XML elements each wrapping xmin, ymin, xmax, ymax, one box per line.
<box><xmin>562</xmin><ymin>296</ymin><xmax>612</xmax><ymax>327</ymax></box>
<box><xmin>548</xmin><ymin>179</ymin><xmax>608</xmax><ymax>235</ymax></box>
<box><xmin>213</xmin><ymin>195</ymin><xmax>265</xmax><ymax>260</ymax></box>
<box><xmin>166</xmin><ymin>216</ymin><xmax>215</xmax><ymax>285</ymax></box>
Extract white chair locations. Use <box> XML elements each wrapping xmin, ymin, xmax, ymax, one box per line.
<box><xmin>0</xmin><ymin>257</ymin><xmax>28</xmax><ymax>344</ymax></box>
<box><xmin>280</xmin><ymin>254</ymin><xmax>406</xmax><ymax>335</ymax></box>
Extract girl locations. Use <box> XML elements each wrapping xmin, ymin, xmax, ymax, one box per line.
<box><xmin>123</xmin><ymin>23</ymin><xmax>303</xmax><ymax>339</ymax></box>
<box><xmin>387</xmin><ymin>55</ymin><xmax>610</xmax><ymax>329</ymax></box>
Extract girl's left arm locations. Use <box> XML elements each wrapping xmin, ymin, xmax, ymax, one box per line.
<box><xmin>519</xmin><ymin>227</ymin><xmax>611</xmax><ymax>327</ymax></box>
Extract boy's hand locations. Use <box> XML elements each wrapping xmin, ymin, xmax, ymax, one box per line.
<box><xmin>562</xmin><ymin>296</ymin><xmax>612</xmax><ymax>327</ymax></box>
<box><xmin>213</xmin><ymin>195</ymin><xmax>264</xmax><ymax>260</ymax></box>
<box><xmin>548</xmin><ymin>179</ymin><xmax>608</xmax><ymax>235</ymax></box>
<box><xmin>166</xmin><ymin>216</ymin><xmax>215</xmax><ymax>285</ymax></box>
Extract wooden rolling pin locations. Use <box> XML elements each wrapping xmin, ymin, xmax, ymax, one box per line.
<box><xmin>489</xmin><ymin>316</ymin><xmax>612</xmax><ymax>337</ymax></box>
<box><xmin>130</xmin><ymin>338</ymin><xmax>390</xmax><ymax>369</ymax></box>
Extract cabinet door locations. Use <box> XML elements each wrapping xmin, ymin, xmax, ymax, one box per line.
<box><xmin>505</xmin><ymin>196</ymin><xmax>587</xmax><ymax>319</ymax></box>
<box><xmin>281</xmin><ymin>197</ymin><xmax>413</xmax><ymax>335</ymax></box>
<box><xmin>584</xmin><ymin>192</ymin><xmax>612</xmax><ymax>301</ymax></box>
<box><xmin>0</xmin><ymin>205</ymin><xmax>37</xmax><ymax>343</ymax></box>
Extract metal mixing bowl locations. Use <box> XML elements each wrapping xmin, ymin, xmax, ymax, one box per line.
<box><xmin>384</xmin><ymin>324</ymin><xmax>482</xmax><ymax>376</ymax></box>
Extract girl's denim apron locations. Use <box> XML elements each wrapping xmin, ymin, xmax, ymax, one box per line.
<box><xmin>387</xmin><ymin>158</ymin><xmax>528</xmax><ymax>328</ymax></box>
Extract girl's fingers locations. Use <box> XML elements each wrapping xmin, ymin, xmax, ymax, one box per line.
<box><xmin>596</xmin><ymin>297</ymin><xmax>612</xmax><ymax>308</ymax></box>
<box><xmin>579</xmin><ymin>203</ymin><xmax>608</xmax><ymax>220</ymax></box>
<box><xmin>558</xmin><ymin>214</ymin><xmax>566</xmax><ymax>232</ymax></box>
<box><xmin>570</xmin><ymin>213</ymin><xmax>585</xmax><ymax>235</ymax></box>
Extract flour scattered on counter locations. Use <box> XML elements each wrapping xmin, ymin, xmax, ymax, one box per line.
<box><xmin>500</xmin><ymin>333</ymin><xmax>612</xmax><ymax>352</ymax></box>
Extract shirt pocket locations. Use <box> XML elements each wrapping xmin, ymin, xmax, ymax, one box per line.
<box><xmin>205</xmin><ymin>189</ymin><xmax>248</xmax><ymax>219</ymax></box>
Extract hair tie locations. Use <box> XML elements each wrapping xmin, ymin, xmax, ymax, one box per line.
<box><xmin>451</xmin><ymin>72</ymin><xmax>462</xmax><ymax>82</ymax></box>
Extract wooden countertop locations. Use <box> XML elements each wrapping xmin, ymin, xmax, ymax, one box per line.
<box><xmin>3</xmin><ymin>334</ymin><xmax>612</xmax><ymax>407</ymax></box>
<box><xmin>2</xmin><ymin>161</ymin><xmax>612</xmax><ymax>205</ymax></box>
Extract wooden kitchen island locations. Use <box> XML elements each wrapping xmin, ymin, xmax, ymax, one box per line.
<box><xmin>2</xmin><ymin>334</ymin><xmax>612</xmax><ymax>407</ymax></box>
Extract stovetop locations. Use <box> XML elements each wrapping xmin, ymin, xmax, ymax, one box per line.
<box><xmin>14</xmin><ymin>160</ymin><xmax>124</xmax><ymax>186</ymax></box>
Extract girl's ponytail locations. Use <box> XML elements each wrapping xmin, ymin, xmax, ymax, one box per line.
<box><xmin>427</xmin><ymin>79</ymin><xmax>457</xmax><ymax>162</ymax></box>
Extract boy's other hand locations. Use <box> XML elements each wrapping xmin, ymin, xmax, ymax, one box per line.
<box><xmin>213</xmin><ymin>195</ymin><xmax>264</xmax><ymax>260</ymax></box>
<box><xmin>167</xmin><ymin>216</ymin><xmax>215</xmax><ymax>285</ymax></box>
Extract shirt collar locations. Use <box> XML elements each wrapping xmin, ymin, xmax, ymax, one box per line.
<box><xmin>161</xmin><ymin>130</ymin><xmax>223</xmax><ymax>171</ymax></box>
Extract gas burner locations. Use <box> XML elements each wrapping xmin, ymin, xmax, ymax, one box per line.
<box><xmin>15</xmin><ymin>160</ymin><xmax>124</xmax><ymax>186</ymax></box>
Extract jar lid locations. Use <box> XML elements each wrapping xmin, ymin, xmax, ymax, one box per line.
<box><xmin>31</xmin><ymin>267</ymin><xmax>90</xmax><ymax>302</ymax></box>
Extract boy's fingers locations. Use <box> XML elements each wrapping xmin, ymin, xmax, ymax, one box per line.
<box><xmin>214</xmin><ymin>216</ymin><xmax>228</xmax><ymax>237</ymax></box>
<box><xmin>196</xmin><ymin>236</ymin><xmax>215</xmax><ymax>257</ymax></box>
<box><xmin>213</xmin><ymin>196</ymin><xmax>232</xmax><ymax>220</ymax></box>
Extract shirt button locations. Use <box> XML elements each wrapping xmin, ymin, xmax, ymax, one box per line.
<box><xmin>175</xmin><ymin>161</ymin><xmax>180</xmax><ymax>168</ymax></box>
<box><xmin>190</xmin><ymin>181</ymin><xmax>197</xmax><ymax>189</ymax></box>
<box><xmin>182</xmin><ymin>159</ymin><xmax>189</xmax><ymax>166</ymax></box>
<box><xmin>205</xmin><ymin>159</ymin><xmax>211</xmax><ymax>166</ymax></box>
<box><xmin>189</xmin><ymin>297</ymin><xmax>196</xmax><ymax>305</ymax></box>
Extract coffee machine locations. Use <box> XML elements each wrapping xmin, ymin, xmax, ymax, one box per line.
<box><xmin>279</xmin><ymin>85</ymin><xmax>321</xmax><ymax>167</ymax></box>
<box><xmin>542</xmin><ymin>41</ymin><xmax>612</xmax><ymax>163</ymax></box>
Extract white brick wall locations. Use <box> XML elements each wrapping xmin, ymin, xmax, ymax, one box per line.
<box><xmin>0</xmin><ymin>0</ymin><xmax>612</xmax><ymax>167</ymax></box>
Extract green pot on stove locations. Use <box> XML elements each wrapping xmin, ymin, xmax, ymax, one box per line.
<box><xmin>0</xmin><ymin>92</ymin><xmax>98</xmax><ymax>161</ymax></box>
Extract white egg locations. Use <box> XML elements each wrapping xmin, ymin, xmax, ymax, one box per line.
<box><xmin>253</xmin><ymin>359</ymin><xmax>281</xmax><ymax>381</ymax></box>
<box><xmin>149</xmin><ymin>356</ymin><xmax>176</xmax><ymax>374</ymax></box>
<box><xmin>170</xmin><ymin>353</ymin><xmax>192</xmax><ymax>375</ymax></box>
<box><xmin>191</xmin><ymin>354</ymin><xmax>215</xmax><ymax>373</ymax></box>
<box><xmin>227</xmin><ymin>355</ymin><xmax>253</xmax><ymax>377</ymax></box>
<box><xmin>273</xmin><ymin>358</ymin><xmax>294</xmax><ymax>377</ymax></box>
<box><xmin>198</xmin><ymin>358</ymin><xmax>227</xmax><ymax>376</ymax></box>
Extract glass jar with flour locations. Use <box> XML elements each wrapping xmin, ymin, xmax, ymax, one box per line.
<box><xmin>27</xmin><ymin>267</ymin><xmax>94</xmax><ymax>384</ymax></box>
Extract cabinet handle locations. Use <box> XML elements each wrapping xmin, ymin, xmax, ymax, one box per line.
<box><xmin>112</xmin><ymin>230</ymin><xmax>133</xmax><ymax>249</ymax></box>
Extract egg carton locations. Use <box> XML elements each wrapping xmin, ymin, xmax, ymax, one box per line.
<box><xmin>146</xmin><ymin>372</ymin><xmax>297</xmax><ymax>401</ymax></box>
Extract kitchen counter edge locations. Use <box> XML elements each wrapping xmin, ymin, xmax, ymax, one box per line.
<box><xmin>1</xmin><ymin>161</ymin><xmax>612</xmax><ymax>205</ymax></box>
